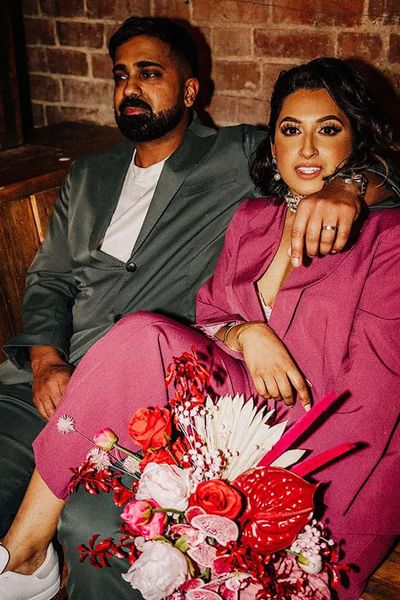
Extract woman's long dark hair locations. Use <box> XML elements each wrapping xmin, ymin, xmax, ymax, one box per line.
<box><xmin>250</xmin><ymin>57</ymin><xmax>399</xmax><ymax>195</ymax></box>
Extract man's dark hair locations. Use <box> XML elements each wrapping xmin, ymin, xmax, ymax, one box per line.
<box><xmin>250</xmin><ymin>57</ymin><xmax>399</xmax><ymax>195</ymax></box>
<box><xmin>108</xmin><ymin>16</ymin><xmax>199</xmax><ymax>78</ymax></box>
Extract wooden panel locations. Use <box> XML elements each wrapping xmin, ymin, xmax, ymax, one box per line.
<box><xmin>30</xmin><ymin>188</ymin><xmax>58</xmax><ymax>242</ymax></box>
<box><xmin>361</xmin><ymin>544</ymin><xmax>400</xmax><ymax>600</ymax></box>
<box><xmin>0</xmin><ymin>188</ymin><xmax>58</xmax><ymax>361</ymax></box>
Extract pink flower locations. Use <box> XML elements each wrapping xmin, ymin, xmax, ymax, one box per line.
<box><xmin>121</xmin><ymin>499</ymin><xmax>167</xmax><ymax>540</ymax></box>
<box><xmin>93</xmin><ymin>428</ymin><xmax>118</xmax><ymax>451</ymax></box>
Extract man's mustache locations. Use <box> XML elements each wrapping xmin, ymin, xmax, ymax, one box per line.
<box><xmin>118</xmin><ymin>97</ymin><xmax>152</xmax><ymax>114</ymax></box>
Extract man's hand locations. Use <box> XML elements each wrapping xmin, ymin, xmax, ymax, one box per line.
<box><xmin>289</xmin><ymin>177</ymin><xmax>361</xmax><ymax>266</ymax></box>
<box><xmin>221</xmin><ymin>322</ymin><xmax>311</xmax><ymax>409</ymax></box>
<box><xmin>30</xmin><ymin>346</ymin><xmax>73</xmax><ymax>421</ymax></box>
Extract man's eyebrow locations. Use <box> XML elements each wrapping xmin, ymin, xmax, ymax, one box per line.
<box><xmin>279</xmin><ymin>115</ymin><xmax>345</xmax><ymax>125</ymax></box>
<box><xmin>112</xmin><ymin>60</ymin><xmax>164</xmax><ymax>72</ymax></box>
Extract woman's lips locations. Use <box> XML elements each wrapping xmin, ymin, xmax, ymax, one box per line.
<box><xmin>295</xmin><ymin>166</ymin><xmax>322</xmax><ymax>179</ymax></box>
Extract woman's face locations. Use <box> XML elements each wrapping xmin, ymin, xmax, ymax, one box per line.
<box><xmin>272</xmin><ymin>88</ymin><xmax>353</xmax><ymax>197</ymax></box>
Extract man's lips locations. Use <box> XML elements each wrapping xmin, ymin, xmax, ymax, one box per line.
<box><xmin>295</xmin><ymin>165</ymin><xmax>322</xmax><ymax>179</ymax></box>
<box><xmin>122</xmin><ymin>106</ymin><xmax>150</xmax><ymax>116</ymax></box>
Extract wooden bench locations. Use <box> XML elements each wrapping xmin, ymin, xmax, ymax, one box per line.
<box><xmin>0</xmin><ymin>123</ymin><xmax>398</xmax><ymax>599</ymax></box>
<box><xmin>0</xmin><ymin>122</ymin><xmax>122</xmax><ymax>360</ymax></box>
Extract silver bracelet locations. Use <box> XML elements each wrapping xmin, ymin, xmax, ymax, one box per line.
<box><xmin>337</xmin><ymin>172</ymin><xmax>368</xmax><ymax>203</ymax></box>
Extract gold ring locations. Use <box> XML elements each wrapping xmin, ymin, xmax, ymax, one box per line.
<box><xmin>321</xmin><ymin>225</ymin><xmax>338</xmax><ymax>231</ymax></box>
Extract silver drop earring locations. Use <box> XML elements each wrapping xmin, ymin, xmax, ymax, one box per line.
<box><xmin>272</xmin><ymin>157</ymin><xmax>281</xmax><ymax>181</ymax></box>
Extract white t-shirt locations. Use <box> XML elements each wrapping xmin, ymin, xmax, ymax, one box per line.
<box><xmin>100</xmin><ymin>153</ymin><xmax>166</xmax><ymax>262</ymax></box>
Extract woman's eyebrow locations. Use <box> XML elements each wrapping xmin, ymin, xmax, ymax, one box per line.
<box><xmin>316</xmin><ymin>115</ymin><xmax>345</xmax><ymax>125</ymax></box>
<box><xmin>279</xmin><ymin>115</ymin><xmax>345</xmax><ymax>125</ymax></box>
<box><xmin>279</xmin><ymin>116</ymin><xmax>301</xmax><ymax>124</ymax></box>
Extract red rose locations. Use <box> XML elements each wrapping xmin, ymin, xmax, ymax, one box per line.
<box><xmin>128</xmin><ymin>407</ymin><xmax>172</xmax><ymax>451</ymax></box>
<box><xmin>189</xmin><ymin>480</ymin><xmax>243</xmax><ymax>520</ymax></box>
<box><xmin>140</xmin><ymin>438</ymin><xmax>188</xmax><ymax>470</ymax></box>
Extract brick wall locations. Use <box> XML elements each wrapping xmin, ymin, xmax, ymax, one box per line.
<box><xmin>22</xmin><ymin>0</ymin><xmax>400</xmax><ymax>128</ymax></box>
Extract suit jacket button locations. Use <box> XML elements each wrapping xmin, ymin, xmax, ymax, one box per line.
<box><xmin>126</xmin><ymin>262</ymin><xmax>137</xmax><ymax>272</ymax></box>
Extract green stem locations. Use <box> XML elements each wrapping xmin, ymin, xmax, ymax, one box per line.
<box><xmin>114</xmin><ymin>443</ymin><xmax>142</xmax><ymax>461</ymax></box>
<box><xmin>153</xmin><ymin>508</ymin><xmax>185</xmax><ymax>515</ymax></box>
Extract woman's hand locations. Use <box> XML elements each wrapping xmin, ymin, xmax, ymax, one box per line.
<box><xmin>222</xmin><ymin>322</ymin><xmax>311</xmax><ymax>409</ymax></box>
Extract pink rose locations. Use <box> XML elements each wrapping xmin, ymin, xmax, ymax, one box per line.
<box><xmin>121</xmin><ymin>499</ymin><xmax>166</xmax><ymax>540</ymax></box>
<box><xmin>93</xmin><ymin>428</ymin><xmax>118</xmax><ymax>451</ymax></box>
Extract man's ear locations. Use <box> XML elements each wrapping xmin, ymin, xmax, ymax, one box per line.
<box><xmin>183</xmin><ymin>78</ymin><xmax>200</xmax><ymax>108</ymax></box>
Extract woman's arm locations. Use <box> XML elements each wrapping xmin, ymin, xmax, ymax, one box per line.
<box><xmin>216</xmin><ymin>322</ymin><xmax>311</xmax><ymax>409</ymax></box>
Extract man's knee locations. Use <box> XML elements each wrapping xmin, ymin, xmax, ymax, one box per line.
<box><xmin>0</xmin><ymin>382</ymin><xmax>43</xmax><ymax>535</ymax></box>
<box><xmin>59</xmin><ymin>489</ymin><xmax>141</xmax><ymax>599</ymax></box>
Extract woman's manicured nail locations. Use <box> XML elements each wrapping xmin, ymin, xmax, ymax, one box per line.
<box><xmin>304</xmin><ymin>403</ymin><xmax>311</xmax><ymax>412</ymax></box>
<box><xmin>292</xmin><ymin>257</ymin><xmax>300</xmax><ymax>267</ymax></box>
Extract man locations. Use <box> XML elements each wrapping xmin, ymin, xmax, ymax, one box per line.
<box><xmin>0</xmin><ymin>16</ymin><xmax>398</xmax><ymax>600</ymax></box>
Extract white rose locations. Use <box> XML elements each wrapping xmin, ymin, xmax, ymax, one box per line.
<box><xmin>122</xmin><ymin>540</ymin><xmax>188</xmax><ymax>600</ymax></box>
<box><xmin>136</xmin><ymin>463</ymin><xmax>191</xmax><ymax>511</ymax></box>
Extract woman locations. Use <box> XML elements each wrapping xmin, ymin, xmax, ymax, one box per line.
<box><xmin>1</xmin><ymin>58</ymin><xmax>399</xmax><ymax>600</ymax></box>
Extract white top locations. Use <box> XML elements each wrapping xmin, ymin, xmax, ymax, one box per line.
<box><xmin>100</xmin><ymin>153</ymin><xmax>166</xmax><ymax>262</ymax></box>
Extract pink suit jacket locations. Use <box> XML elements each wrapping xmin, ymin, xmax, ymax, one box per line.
<box><xmin>196</xmin><ymin>198</ymin><xmax>400</xmax><ymax>535</ymax></box>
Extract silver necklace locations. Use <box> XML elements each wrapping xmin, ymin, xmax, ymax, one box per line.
<box><xmin>284</xmin><ymin>190</ymin><xmax>304</xmax><ymax>213</ymax></box>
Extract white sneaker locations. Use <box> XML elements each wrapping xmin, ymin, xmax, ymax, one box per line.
<box><xmin>0</xmin><ymin>544</ymin><xmax>60</xmax><ymax>600</ymax></box>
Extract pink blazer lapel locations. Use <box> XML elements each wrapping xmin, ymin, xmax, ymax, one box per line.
<box><xmin>230</xmin><ymin>201</ymin><xmax>357</xmax><ymax>339</ymax></box>
<box><xmin>269</xmin><ymin>246</ymin><xmax>357</xmax><ymax>339</ymax></box>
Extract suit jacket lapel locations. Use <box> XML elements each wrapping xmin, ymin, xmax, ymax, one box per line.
<box><xmin>131</xmin><ymin>127</ymin><xmax>217</xmax><ymax>254</ymax></box>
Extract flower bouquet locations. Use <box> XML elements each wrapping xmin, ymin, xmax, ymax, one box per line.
<box><xmin>59</xmin><ymin>348</ymin><xmax>354</xmax><ymax>599</ymax></box>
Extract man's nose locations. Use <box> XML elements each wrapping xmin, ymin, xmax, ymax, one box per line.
<box><xmin>123</xmin><ymin>77</ymin><xmax>141</xmax><ymax>97</ymax></box>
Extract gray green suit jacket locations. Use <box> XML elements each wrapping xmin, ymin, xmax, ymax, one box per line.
<box><xmin>4</xmin><ymin>119</ymin><xmax>264</xmax><ymax>370</ymax></box>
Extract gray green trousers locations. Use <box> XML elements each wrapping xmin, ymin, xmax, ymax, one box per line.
<box><xmin>0</xmin><ymin>381</ymin><xmax>142</xmax><ymax>599</ymax></box>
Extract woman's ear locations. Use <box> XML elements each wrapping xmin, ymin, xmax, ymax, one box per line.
<box><xmin>271</xmin><ymin>143</ymin><xmax>276</xmax><ymax>159</ymax></box>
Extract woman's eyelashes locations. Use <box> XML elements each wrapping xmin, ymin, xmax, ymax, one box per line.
<box><xmin>318</xmin><ymin>123</ymin><xmax>343</xmax><ymax>135</ymax></box>
<box><xmin>280</xmin><ymin>122</ymin><xmax>343</xmax><ymax>137</ymax></box>
<box><xmin>280</xmin><ymin>123</ymin><xmax>300</xmax><ymax>136</ymax></box>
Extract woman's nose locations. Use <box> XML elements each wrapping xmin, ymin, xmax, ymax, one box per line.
<box><xmin>299</xmin><ymin>134</ymin><xmax>318</xmax><ymax>159</ymax></box>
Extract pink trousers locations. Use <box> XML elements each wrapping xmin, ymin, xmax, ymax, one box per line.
<box><xmin>33</xmin><ymin>312</ymin><xmax>253</xmax><ymax>500</ymax></box>
<box><xmin>33</xmin><ymin>312</ymin><xmax>396</xmax><ymax>600</ymax></box>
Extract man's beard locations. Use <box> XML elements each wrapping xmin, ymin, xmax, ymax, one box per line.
<box><xmin>115</xmin><ymin>94</ymin><xmax>186</xmax><ymax>142</ymax></box>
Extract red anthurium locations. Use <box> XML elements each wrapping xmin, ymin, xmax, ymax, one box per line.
<box><xmin>234</xmin><ymin>467</ymin><xmax>317</xmax><ymax>553</ymax></box>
